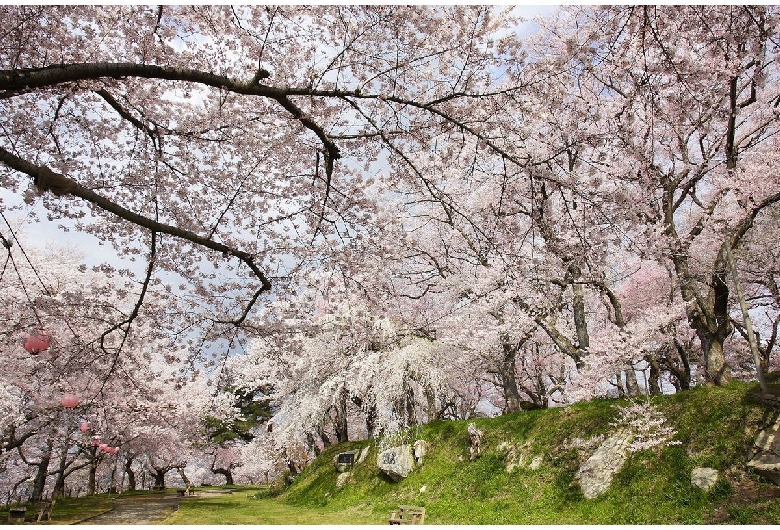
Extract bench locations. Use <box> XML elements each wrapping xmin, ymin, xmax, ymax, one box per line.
<box><xmin>389</xmin><ymin>505</ymin><xmax>425</xmax><ymax>525</ymax></box>
<box><xmin>36</xmin><ymin>500</ymin><xmax>55</xmax><ymax>522</ymax></box>
<box><xmin>7</xmin><ymin>507</ymin><xmax>26</xmax><ymax>524</ymax></box>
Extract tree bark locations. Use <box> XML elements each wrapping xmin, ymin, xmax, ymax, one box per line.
<box><xmin>151</xmin><ymin>466</ymin><xmax>167</xmax><ymax>489</ymax></box>
<box><xmin>623</xmin><ymin>362</ymin><xmax>640</xmax><ymax>396</ymax></box>
<box><xmin>212</xmin><ymin>467</ymin><xmax>234</xmax><ymax>485</ymax></box>
<box><xmin>177</xmin><ymin>467</ymin><xmax>192</xmax><ymax>491</ymax></box>
<box><xmin>568</xmin><ymin>263</ymin><xmax>590</xmax><ymax>352</ymax></box>
<box><xmin>333</xmin><ymin>386</ymin><xmax>349</xmax><ymax>443</ymax></box>
<box><xmin>30</xmin><ymin>439</ymin><xmax>53</xmax><ymax>503</ymax></box>
<box><xmin>51</xmin><ymin>441</ymin><xmax>70</xmax><ymax>498</ymax></box>
<box><xmin>646</xmin><ymin>356</ymin><xmax>662</xmax><ymax>395</ymax></box>
<box><xmin>499</xmin><ymin>339</ymin><xmax>523</xmax><ymax>414</ymax></box>
<box><xmin>124</xmin><ymin>456</ymin><xmax>136</xmax><ymax>491</ymax></box>
<box><xmin>86</xmin><ymin>447</ymin><xmax>99</xmax><ymax>496</ymax></box>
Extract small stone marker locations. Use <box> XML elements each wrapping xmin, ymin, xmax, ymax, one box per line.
<box><xmin>334</xmin><ymin>451</ymin><xmax>357</xmax><ymax>473</ymax></box>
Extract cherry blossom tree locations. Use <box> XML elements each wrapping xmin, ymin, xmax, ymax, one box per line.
<box><xmin>540</xmin><ymin>5</ymin><xmax>780</xmax><ymax>385</ymax></box>
<box><xmin>0</xmin><ymin>5</ymin><xmax>531</xmax><ymax>364</ymax></box>
<box><xmin>3</xmin><ymin>4</ymin><xmax>780</xmax><ymax>500</ymax></box>
<box><xmin>0</xmin><ymin>236</ymin><xmax>241</xmax><ymax>499</ymax></box>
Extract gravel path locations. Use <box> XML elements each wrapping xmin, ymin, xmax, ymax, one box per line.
<box><xmin>75</xmin><ymin>494</ymin><xmax>182</xmax><ymax>525</ymax></box>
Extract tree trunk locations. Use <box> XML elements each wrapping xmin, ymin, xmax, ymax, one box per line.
<box><xmin>701</xmin><ymin>261</ymin><xmax>733</xmax><ymax>385</ymax></box>
<box><xmin>30</xmin><ymin>439</ymin><xmax>53</xmax><ymax>503</ymax></box>
<box><xmin>423</xmin><ymin>382</ymin><xmax>438</xmax><ymax>421</ymax></box>
<box><xmin>702</xmin><ymin>335</ymin><xmax>732</xmax><ymax>385</ymax></box>
<box><xmin>87</xmin><ymin>447</ymin><xmax>98</xmax><ymax>496</ymax></box>
<box><xmin>177</xmin><ymin>467</ymin><xmax>192</xmax><ymax>490</ymax></box>
<box><xmin>623</xmin><ymin>362</ymin><xmax>640</xmax><ymax>396</ymax></box>
<box><xmin>499</xmin><ymin>339</ymin><xmax>523</xmax><ymax>414</ymax></box>
<box><xmin>333</xmin><ymin>386</ymin><xmax>349</xmax><ymax>443</ymax></box>
<box><xmin>647</xmin><ymin>356</ymin><xmax>662</xmax><ymax>395</ymax></box>
<box><xmin>124</xmin><ymin>457</ymin><xmax>136</xmax><ymax>491</ymax></box>
<box><xmin>213</xmin><ymin>467</ymin><xmax>234</xmax><ymax>485</ymax></box>
<box><xmin>365</xmin><ymin>401</ymin><xmax>378</xmax><ymax>438</ymax></box>
<box><xmin>51</xmin><ymin>440</ymin><xmax>70</xmax><ymax>498</ymax></box>
<box><xmin>568</xmin><ymin>263</ymin><xmax>590</xmax><ymax>353</ymax></box>
<box><xmin>152</xmin><ymin>468</ymin><xmax>166</xmax><ymax>489</ymax></box>
<box><xmin>305</xmin><ymin>432</ymin><xmax>322</xmax><ymax>456</ymax></box>
<box><xmin>404</xmin><ymin>381</ymin><xmax>417</xmax><ymax>426</ymax></box>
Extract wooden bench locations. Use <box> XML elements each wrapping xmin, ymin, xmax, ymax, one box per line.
<box><xmin>36</xmin><ymin>500</ymin><xmax>55</xmax><ymax>522</ymax></box>
<box><xmin>389</xmin><ymin>505</ymin><xmax>425</xmax><ymax>525</ymax></box>
<box><xmin>7</xmin><ymin>507</ymin><xmax>26</xmax><ymax>524</ymax></box>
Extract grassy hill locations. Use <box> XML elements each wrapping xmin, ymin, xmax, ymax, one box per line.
<box><xmin>276</xmin><ymin>382</ymin><xmax>780</xmax><ymax>524</ymax></box>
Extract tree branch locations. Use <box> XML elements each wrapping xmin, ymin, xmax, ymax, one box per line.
<box><xmin>0</xmin><ymin>62</ymin><xmax>341</xmax><ymax>164</ymax></box>
<box><xmin>0</xmin><ymin>146</ymin><xmax>271</xmax><ymax>325</ymax></box>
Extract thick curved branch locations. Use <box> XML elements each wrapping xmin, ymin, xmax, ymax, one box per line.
<box><xmin>588</xmin><ymin>279</ymin><xmax>626</xmax><ymax>328</ymax></box>
<box><xmin>0</xmin><ymin>62</ymin><xmax>341</xmax><ymax>164</ymax></box>
<box><xmin>534</xmin><ymin>316</ymin><xmax>584</xmax><ymax>368</ymax></box>
<box><xmin>0</xmin><ymin>146</ymin><xmax>271</xmax><ymax>324</ymax></box>
<box><xmin>728</xmin><ymin>190</ymin><xmax>780</xmax><ymax>249</ymax></box>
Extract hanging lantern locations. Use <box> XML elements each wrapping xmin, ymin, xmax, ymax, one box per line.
<box><xmin>79</xmin><ymin>421</ymin><xmax>91</xmax><ymax>433</ymax></box>
<box><xmin>24</xmin><ymin>327</ymin><xmax>51</xmax><ymax>354</ymax></box>
<box><xmin>91</xmin><ymin>434</ymin><xmax>102</xmax><ymax>446</ymax></box>
<box><xmin>61</xmin><ymin>393</ymin><xmax>78</xmax><ymax>408</ymax></box>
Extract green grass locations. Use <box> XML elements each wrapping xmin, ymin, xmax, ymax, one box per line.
<box><xmin>0</xmin><ymin>494</ymin><xmax>113</xmax><ymax>525</ymax></box>
<box><xmin>270</xmin><ymin>382</ymin><xmax>780</xmax><ymax>525</ymax></box>
<box><xmin>163</xmin><ymin>489</ymin><xmax>379</xmax><ymax>524</ymax></box>
<box><xmin>12</xmin><ymin>382</ymin><xmax>780</xmax><ymax>524</ymax></box>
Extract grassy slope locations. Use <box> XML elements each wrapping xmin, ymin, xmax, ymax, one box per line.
<box><xmin>275</xmin><ymin>382</ymin><xmax>780</xmax><ymax>524</ymax></box>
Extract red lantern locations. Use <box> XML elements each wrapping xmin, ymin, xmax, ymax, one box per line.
<box><xmin>61</xmin><ymin>393</ymin><xmax>78</xmax><ymax>408</ymax></box>
<box><xmin>24</xmin><ymin>328</ymin><xmax>51</xmax><ymax>354</ymax></box>
<box><xmin>91</xmin><ymin>435</ymin><xmax>102</xmax><ymax>446</ymax></box>
<box><xmin>79</xmin><ymin>421</ymin><xmax>91</xmax><ymax>433</ymax></box>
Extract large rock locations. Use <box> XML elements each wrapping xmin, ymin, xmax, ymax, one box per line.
<box><xmin>336</xmin><ymin>471</ymin><xmax>352</xmax><ymax>489</ymax></box>
<box><xmin>747</xmin><ymin>415</ymin><xmax>780</xmax><ymax>485</ymax></box>
<box><xmin>377</xmin><ymin>445</ymin><xmax>415</xmax><ymax>481</ymax></box>
<box><xmin>691</xmin><ymin>467</ymin><xmax>719</xmax><ymax>490</ymax></box>
<box><xmin>575</xmin><ymin>430</ymin><xmax>633</xmax><ymax>499</ymax></box>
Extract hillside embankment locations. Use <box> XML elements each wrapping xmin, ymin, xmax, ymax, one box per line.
<box><xmin>279</xmin><ymin>382</ymin><xmax>780</xmax><ymax>524</ymax></box>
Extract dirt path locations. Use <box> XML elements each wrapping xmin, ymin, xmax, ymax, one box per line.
<box><xmin>75</xmin><ymin>494</ymin><xmax>183</xmax><ymax>525</ymax></box>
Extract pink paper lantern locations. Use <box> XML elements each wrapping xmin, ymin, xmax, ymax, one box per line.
<box><xmin>61</xmin><ymin>393</ymin><xmax>79</xmax><ymax>409</ymax></box>
<box><xmin>24</xmin><ymin>328</ymin><xmax>51</xmax><ymax>354</ymax></box>
<box><xmin>98</xmin><ymin>443</ymin><xmax>108</xmax><ymax>452</ymax></box>
<box><xmin>79</xmin><ymin>421</ymin><xmax>91</xmax><ymax>433</ymax></box>
<box><xmin>109</xmin><ymin>447</ymin><xmax>120</xmax><ymax>455</ymax></box>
